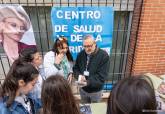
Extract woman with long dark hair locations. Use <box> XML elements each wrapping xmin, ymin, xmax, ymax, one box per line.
<box><xmin>41</xmin><ymin>75</ymin><xmax>80</xmax><ymax>114</ymax></box>
<box><xmin>107</xmin><ymin>76</ymin><xmax>157</xmax><ymax>114</ymax></box>
<box><xmin>19</xmin><ymin>47</ymin><xmax>45</xmax><ymax>99</ymax></box>
<box><xmin>43</xmin><ymin>36</ymin><xmax>73</xmax><ymax>82</ymax></box>
<box><xmin>0</xmin><ymin>59</ymin><xmax>41</xmax><ymax>114</ymax></box>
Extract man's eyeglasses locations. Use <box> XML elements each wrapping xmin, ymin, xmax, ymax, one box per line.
<box><xmin>83</xmin><ymin>43</ymin><xmax>94</xmax><ymax>48</ymax></box>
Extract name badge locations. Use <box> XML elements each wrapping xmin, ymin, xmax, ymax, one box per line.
<box><xmin>83</xmin><ymin>71</ymin><xmax>89</xmax><ymax>76</ymax></box>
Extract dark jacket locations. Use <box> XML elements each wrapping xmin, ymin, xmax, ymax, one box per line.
<box><xmin>73</xmin><ymin>48</ymin><xmax>110</xmax><ymax>93</ymax></box>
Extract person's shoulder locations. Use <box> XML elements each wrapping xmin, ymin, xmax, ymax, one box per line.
<box><xmin>18</xmin><ymin>42</ymin><xmax>36</xmax><ymax>53</ymax></box>
<box><xmin>98</xmin><ymin>48</ymin><xmax>109</xmax><ymax>56</ymax></box>
<box><xmin>0</xmin><ymin>99</ymin><xmax>10</xmax><ymax>114</ymax></box>
<box><xmin>0</xmin><ymin>98</ymin><xmax>26</xmax><ymax>114</ymax></box>
<box><xmin>76</xmin><ymin>50</ymin><xmax>86</xmax><ymax>59</ymax></box>
<box><xmin>78</xmin><ymin>50</ymin><xmax>85</xmax><ymax>55</ymax></box>
<box><xmin>18</xmin><ymin>42</ymin><xmax>36</xmax><ymax>47</ymax></box>
<box><xmin>0</xmin><ymin>99</ymin><xmax>5</xmax><ymax>108</ymax></box>
<box><xmin>44</xmin><ymin>51</ymin><xmax>54</xmax><ymax>57</ymax></box>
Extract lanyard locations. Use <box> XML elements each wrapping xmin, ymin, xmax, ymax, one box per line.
<box><xmin>85</xmin><ymin>55</ymin><xmax>90</xmax><ymax>71</ymax></box>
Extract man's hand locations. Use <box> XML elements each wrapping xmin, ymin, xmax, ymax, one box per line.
<box><xmin>80</xmin><ymin>75</ymin><xmax>86</xmax><ymax>82</ymax></box>
<box><xmin>77</xmin><ymin>75</ymin><xmax>87</xmax><ymax>87</ymax></box>
<box><xmin>76</xmin><ymin>81</ymin><xmax>87</xmax><ymax>87</ymax></box>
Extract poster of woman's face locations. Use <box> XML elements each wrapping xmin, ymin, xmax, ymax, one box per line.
<box><xmin>0</xmin><ymin>5</ymin><xmax>36</xmax><ymax>63</ymax></box>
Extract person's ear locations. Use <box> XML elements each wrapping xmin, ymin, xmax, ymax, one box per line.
<box><xmin>18</xmin><ymin>80</ymin><xmax>25</xmax><ymax>87</ymax></box>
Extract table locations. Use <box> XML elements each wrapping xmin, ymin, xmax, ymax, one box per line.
<box><xmin>80</xmin><ymin>102</ymin><xmax>107</xmax><ymax>114</ymax></box>
<box><xmin>90</xmin><ymin>103</ymin><xmax>107</xmax><ymax>114</ymax></box>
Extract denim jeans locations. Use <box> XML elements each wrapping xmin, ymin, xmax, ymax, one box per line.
<box><xmin>80</xmin><ymin>88</ymin><xmax>102</xmax><ymax>103</ymax></box>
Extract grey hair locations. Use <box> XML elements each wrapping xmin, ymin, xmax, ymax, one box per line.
<box><xmin>83</xmin><ymin>34</ymin><xmax>95</xmax><ymax>42</ymax></box>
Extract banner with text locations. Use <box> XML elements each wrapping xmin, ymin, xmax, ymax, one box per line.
<box><xmin>51</xmin><ymin>7</ymin><xmax>114</xmax><ymax>59</ymax></box>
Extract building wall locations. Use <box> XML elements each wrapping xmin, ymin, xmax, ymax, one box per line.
<box><xmin>0</xmin><ymin>1</ymin><xmax>136</xmax><ymax>80</ymax></box>
<box><xmin>132</xmin><ymin>0</ymin><xmax>165</xmax><ymax>75</ymax></box>
<box><xmin>0</xmin><ymin>0</ymin><xmax>135</xmax><ymax>11</ymax></box>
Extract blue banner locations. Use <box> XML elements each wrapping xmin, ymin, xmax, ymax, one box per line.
<box><xmin>51</xmin><ymin>7</ymin><xmax>114</xmax><ymax>60</ymax></box>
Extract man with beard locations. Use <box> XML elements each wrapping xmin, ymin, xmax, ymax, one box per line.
<box><xmin>73</xmin><ymin>34</ymin><xmax>110</xmax><ymax>103</ymax></box>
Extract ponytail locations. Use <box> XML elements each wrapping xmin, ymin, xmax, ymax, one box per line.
<box><xmin>0</xmin><ymin>58</ymin><xmax>39</xmax><ymax>107</ymax></box>
<box><xmin>2</xmin><ymin>76</ymin><xmax>18</xmax><ymax>107</ymax></box>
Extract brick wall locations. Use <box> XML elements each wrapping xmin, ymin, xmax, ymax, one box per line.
<box><xmin>125</xmin><ymin>0</ymin><xmax>143</xmax><ymax>77</ymax></box>
<box><xmin>132</xmin><ymin>0</ymin><xmax>165</xmax><ymax>75</ymax></box>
